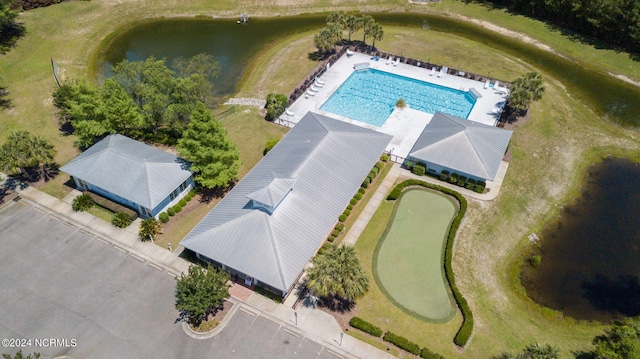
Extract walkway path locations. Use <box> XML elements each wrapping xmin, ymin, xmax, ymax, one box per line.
<box><xmin>342</xmin><ymin>163</ymin><xmax>402</xmax><ymax>246</ymax></box>
<box><xmin>224</xmin><ymin>97</ymin><xmax>266</xmax><ymax>107</ymax></box>
<box><xmin>11</xmin><ymin>184</ymin><xmax>395</xmax><ymax>359</ymax></box>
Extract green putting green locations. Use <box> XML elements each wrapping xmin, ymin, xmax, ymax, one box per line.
<box><xmin>373</xmin><ymin>188</ymin><xmax>457</xmax><ymax>322</ymax></box>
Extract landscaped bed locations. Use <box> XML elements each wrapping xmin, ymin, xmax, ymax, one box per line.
<box><xmin>374</xmin><ymin>188</ymin><xmax>457</xmax><ymax>322</ymax></box>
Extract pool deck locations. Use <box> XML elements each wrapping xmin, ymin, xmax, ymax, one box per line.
<box><xmin>284</xmin><ymin>51</ymin><xmax>510</xmax><ymax>159</ymax></box>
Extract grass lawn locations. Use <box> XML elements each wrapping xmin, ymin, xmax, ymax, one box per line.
<box><xmin>373</xmin><ymin>188</ymin><xmax>457</xmax><ymax>322</ymax></box>
<box><xmin>1</xmin><ymin>1</ymin><xmax>640</xmax><ymax>357</ymax></box>
<box><xmin>86</xmin><ymin>204</ymin><xmax>115</xmax><ymax>223</ymax></box>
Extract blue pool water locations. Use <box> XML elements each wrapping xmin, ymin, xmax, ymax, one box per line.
<box><xmin>320</xmin><ymin>69</ymin><xmax>477</xmax><ymax>127</ymax></box>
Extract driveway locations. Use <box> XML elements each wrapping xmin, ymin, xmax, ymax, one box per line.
<box><xmin>0</xmin><ymin>201</ymin><xmax>344</xmax><ymax>359</ymax></box>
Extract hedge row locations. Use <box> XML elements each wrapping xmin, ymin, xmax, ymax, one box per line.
<box><xmin>159</xmin><ymin>190</ymin><xmax>196</xmax><ymax>222</ymax></box>
<box><xmin>386</xmin><ymin>179</ymin><xmax>473</xmax><ymax>347</ymax></box>
<box><xmin>383</xmin><ymin>332</ymin><xmax>421</xmax><ymax>356</ymax></box>
<box><xmin>349</xmin><ymin>316</ymin><xmax>446</xmax><ymax>358</ymax></box>
<box><xmin>349</xmin><ymin>317</ymin><xmax>383</xmax><ymax>337</ymax></box>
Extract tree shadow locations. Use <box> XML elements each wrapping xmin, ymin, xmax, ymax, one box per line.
<box><xmin>0</xmin><ymin>86</ymin><xmax>11</xmax><ymax>109</ymax></box>
<box><xmin>580</xmin><ymin>274</ymin><xmax>640</xmax><ymax>317</ymax></box>
<box><xmin>198</xmin><ymin>181</ymin><xmax>235</xmax><ymax>204</ymax></box>
<box><xmin>316</xmin><ymin>294</ymin><xmax>355</xmax><ymax>313</ymax></box>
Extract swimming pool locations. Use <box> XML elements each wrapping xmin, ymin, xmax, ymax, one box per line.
<box><xmin>320</xmin><ymin>69</ymin><xmax>476</xmax><ymax>127</ymax></box>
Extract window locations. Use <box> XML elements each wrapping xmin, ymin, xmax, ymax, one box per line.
<box><xmin>77</xmin><ymin>178</ymin><xmax>89</xmax><ymax>189</ymax></box>
<box><xmin>179</xmin><ymin>180</ymin><xmax>188</xmax><ymax>192</ymax></box>
<box><xmin>169</xmin><ymin>189</ymin><xmax>178</xmax><ymax>201</ymax></box>
<box><xmin>141</xmin><ymin>207</ymin><xmax>152</xmax><ymax>217</ymax></box>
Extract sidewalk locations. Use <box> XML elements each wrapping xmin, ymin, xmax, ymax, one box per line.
<box><xmin>343</xmin><ymin>163</ymin><xmax>402</xmax><ymax>246</ymax></box>
<box><xmin>12</xmin><ymin>184</ymin><xmax>396</xmax><ymax>359</ymax></box>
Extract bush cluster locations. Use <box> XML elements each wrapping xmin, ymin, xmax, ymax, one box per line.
<box><xmin>412</xmin><ymin>163</ymin><xmax>426</xmax><ymax>176</ymax></box>
<box><xmin>112</xmin><ymin>212</ymin><xmax>133</xmax><ymax>228</ymax></box>
<box><xmin>179</xmin><ymin>198</ymin><xmax>187</xmax><ymax>207</ymax></box>
<box><xmin>173</xmin><ymin>203</ymin><xmax>183</xmax><ymax>213</ymax></box>
<box><xmin>349</xmin><ymin>315</ymin><xmax>446</xmax><ymax>358</ymax></box>
<box><xmin>159</xmin><ymin>212</ymin><xmax>170</xmax><ymax>223</ymax></box>
<box><xmin>349</xmin><ymin>317</ymin><xmax>382</xmax><ymax>337</ymax></box>
<box><xmin>339</xmin><ymin>214</ymin><xmax>347</xmax><ymax>222</ymax></box>
<box><xmin>72</xmin><ymin>193</ymin><xmax>94</xmax><ymax>212</ymax></box>
<box><xmin>317</xmin><ymin>242</ymin><xmax>332</xmax><ymax>255</ymax></box>
<box><xmin>383</xmin><ymin>332</ymin><xmax>421</xmax><ymax>355</ymax></box>
<box><xmin>380</xmin><ymin>153</ymin><xmax>389</xmax><ymax>162</ymax></box>
<box><xmin>421</xmin><ymin>347</ymin><xmax>446</xmax><ymax>359</ymax></box>
<box><xmin>358</xmin><ymin>187</ymin><xmax>366</xmax><ymax>195</ymax></box>
<box><xmin>350</xmin><ymin>198</ymin><xmax>358</xmax><ymax>205</ymax></box>
<box><xmin>168</xmin><ymin>208</ymin><xmax>176</xmax><ymax>216</ymax></box>
<box><xmin>386</xmin><ymin>179</ymin><xmax>473</xmax><ymax>347</ymax></box>
<box><xmin>355</xmin><ymin>193</ymin><xmax>363</xmax><ymax>200</ymax></box>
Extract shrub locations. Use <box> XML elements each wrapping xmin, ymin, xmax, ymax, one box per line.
<box><xmin>355</xmin><ymin>193</ymin><xmax>363</xmax><ymax>200</ymax></box>
<box><xmin>159</xmin><ymin>212</ymin><xmax>170</xmax><ymax>223</ymax></box>
<box><xmin>335</xmin><ymin>223</ymin><xmax>344</xmax><ymax>231</ymax></box>
<box><xmin>327</xmin><ymin>235</ymin><xmax>335</xmax><ymax>242</ymax></box>
<box><xmin>530</xmin><ymin>254</ymin><xmax>542</xmax><ymax>267</ymax></box>
<box><xmin>265</xmin><ymin>93</ymin><xmax>288</xmax><ymax>121</ymax></box>
<box><xmin>189</xmin><ymin>189</ymin><xmax>196</xmax><ymax>197</ymax></box>
<box><xmin>465</xmin><ymin>179</ymin><xmax>476</xmax><ymax>191</ymax></box>
<box><xmin>349</xmin><ymin>317</ymin><xmax>383</xmax><ymax>337</ymax></box>
<box><xmin>404</xmin><ymin>160</ymin><xmax>414</xmax><ymax>170</ymax></box>
<box><xmin>343</xmin><ymin>209</ymin><xmax>351</xmax><ymax>217</ymax></box>
<box><xmin>332</xmin><ymin>229</ymin><xmax>340</xmax><ymax>237</ymax></box>
<box><xmin>173</xmin><ymin>204</ymin><xmax>183</xmax><ymax>213</ymax></box>
<box><xmin>369</xmin><ymin>171</ymin><xmax>376</xmax><ymax>179</ymax></box>
<box><xmin>383</xmin><ymin>331</ymin><xmax>421</xmax><ymax>355</ymax></box>
<box><xmin>396</xmin><ymin>98</ymin><xmax>406</xmax><ymax>108</ymax></box>
<box><xmin>361</xmin><ymin>181</ymin><xmax>369</xmax><ymax>189</ymax></box>
<box><xmin>350</xmin><ymin>198</ymin><xmax>358</xmax><ymax>205</ymax></box>
<box><xmin>375</xmin><ymin>161</ymin><xmax>384</xmax><ymax>170</ymax></box>
<box><xmin>371</xmin><ymin>166</ymin><xmax>379</xmax><ymax>175</ymax></box>
<box><xmin>168</xmin><ymin>208</ymin><xmax>176</xmax><ymax>216</ymax></box>
<box><xmin>440</xmin><ymin>170</ymin><xmax>450</xmax><ymax>181</ymax></box>
<box><xmin>474</xmin><ymin>181</ymin><xmax>486</xmax><ymax>194</ymax></box>
<box><xmin>347</xmin><ymin>204</ymin><xmax>354</xmax><ymax>210</ymax></box>
<box><xmin>112</xmin><ymin>212</ymin><xmax>133</xmax><ymax>228</ymax></box>
<box><xmin>358</xmin><ymin>187</ymin><xmax>366</xmax><ymax>194</ymax></box>
<box><xmin>457</xmin><ymin>176</ymin><xmax>467</xmax><ymax>187</ymax></box>
<box><xmin>448</xmin><ymin>173</ymin><xmax>459</xmax><ymax>184</ymax></box>
<box><xmin>412</xmin><ymin>165</ymin><xmax>427</xmax><ymax>176</ymax></box>
<box><xmin>72</xmin><ymin>193</ymin><xmax>94</xmax><ymax>212</ymax></box>
<box><xmin>339</xmin><ymin>214</ymin><xmax>347</xmax><ymax>222</ymax></box>
<box><xmin>179</xmin><ymin>198</ymin><xmax>187</xmax><ymax>207</ymax></box>
<box><xmin>380</xmin><ymin>153</ymin><xmax>389</xmax><ymax>162</ymax></box>
<box><xmin>317</xmin><ymin>242</ymin><xmax>332</xmax><ymax>255</ymax></box>
<box><xmin>263</xmin><ymin>138</ymin><xmax>280</xmax><ymax>155</ymax></box>
<box><xmin>421</xmin><ymin>347</ymin><xmax>446</xmax><ymax>359</ymax></box>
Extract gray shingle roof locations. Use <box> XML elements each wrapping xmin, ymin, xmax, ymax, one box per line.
<box><xmin>60</xmin><ymin>134</ymin><xmax>192</xmax><ymax>209</ymax></box>
<box><xmin>180</xmin><ymin>112</ymin><xmax>392</xmax><ymax>294</ymax></box>
<box><xmin>409</xmin><ymin>112</ymin><xmax>512</xmax><ymax>180</ymax></box>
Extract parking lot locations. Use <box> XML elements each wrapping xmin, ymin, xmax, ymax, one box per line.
<box><xmin>0</xmin><ymin>201</ymin><xmax>344</xmax><ymax>358</ymax></box>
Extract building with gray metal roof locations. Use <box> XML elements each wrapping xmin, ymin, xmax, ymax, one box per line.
<box><xmin>181</xmin><ymin>112</ymin><xmax>392</xmax><ymax>297</ymax></box>
<box><xmin>408</xmin><ymin>112</ymin><xmax>512</xmax><ymax>181</ymax></box>
<box><xmin>61</xmin><ymin>134</ymin><xmax>194</xmax><ymax>219</ymax></box>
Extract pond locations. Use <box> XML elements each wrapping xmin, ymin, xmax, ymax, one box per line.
<box><xmin>373</xmin><ymin>189</ymin><xmax>456</xmax><ymax>322</ymax></box>
<box><xmin>521</xmin><ymin>157</ymin><xmax>640</xmax><ymax>322</ymax></box>
<box><xmin>95</xmin><ymin>14</ymin><xmax>640</xmax><ymax>127</ymax></box>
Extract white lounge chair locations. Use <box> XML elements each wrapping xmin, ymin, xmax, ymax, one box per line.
<box><xmin>285</xmin><ymin>109</ymin><xmax>294</xmax><ymax>116</ymax></box>
<box><xmin>393</xmin><ymin>58</ymin><xmax>400</xmax><ymax>67</ymax></box>
<box><xmin>346</xmin><ymin>49</ymin><xmax>354</xmax><ymax>57</ymax></box>
<box><xmin>305</xmin><ymin>90</ymin><xmax>316</xmax><ymax>98</ymax></box>
<box><xmin>484</xmin><ymin>79</ymin><xmax>490</xmax><ymax>89</ymax></box>
<box><xmin>416</xmin><ymin>62</ymin><xmax>421</xmax><ymax>67</ymax></box>
<box><xmin>493</xmin><ymin>80</ymin><xmax>500</xmax><ymax>89</ymax></box>
<box><xmin>315</xmin><ymin>78</ymin><xmax>325</xmax><ymax>85</ymax></box>
<box><xmin>429</xmin><ymin>67</ymin><xmax>436</xmax><ymax>76</ymax></box>
<box><xmin>386</xmin><ymin>56</ymin><xmax>394</xmax><ymax>65</ymax></box>
<box><xmin>310</xmin><ymin>85</ymin><xmax>321</xmax><ymax>92</ymax></box>
<box><xmin>314</xmin><ymin>80</ymin><xmax>324</xmax><ymax>87</ymax></box>
<box><xmin>438</xmin><ymin>66</ymin><xmax>448</xmax><ymax>78</ymax></box>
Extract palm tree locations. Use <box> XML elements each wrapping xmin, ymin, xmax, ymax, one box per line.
<box><xmin>523</xmin><ymin>72</ymin><xmax>545</xmax><ymax>101</ymax></box>
<box><xmin>360</xmin><ymin>15</ymin><xmax>375</xmax><ymax>44</ymax></box>
<box><xmin>0</xmin><ymin>131</ymin><xmax>55</xmax><ymax>180</ymax></box>
<box><xmin>326</xmin><ymin>12</ymin><xmax>345</xmax><ymax>28</ymax></box>
<box><xmin>344</xmin><ymin>14</ymin><xmax>362</xmax><ymax>42</ymax></box>
<box><xmin>313</xmin><ymin>29</ymin><xmax>333</xmax><ymax>55</ymax></box>
<box><xmin>522</xmin><ymin>343</ymin><xmax>560</xmax><ymax>359</ymax></box>
<box><xmin>507</xmin><ymin>87</ymin><xmax>532</xmax><ymax>114</ymax></box>
<box><xmin>139</xmin><ymin>218</ymin><xmax>162</xmax><ymax>241</ymax></box>
<box><xmin>370</xmin><ymin>23</ymin><xmax>384</xmax><ymax>49</ymax></box>
<box><xmin>306</xmin><ymin>244</ymin><xmax>369</xmax><ymax>302</ymax></box>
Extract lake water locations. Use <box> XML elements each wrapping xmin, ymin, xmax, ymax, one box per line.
<box><xmin>521</xmin><ymin>157</ymin><xmax>640</xmax><ymax>321</ymax></box>
<box><xmin>95</xmin><ymin>14</ymin><xmax>640</xmax><ymax>127</ymax></box>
